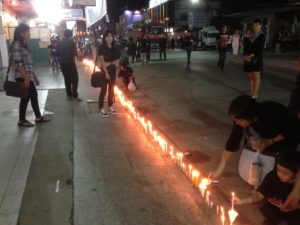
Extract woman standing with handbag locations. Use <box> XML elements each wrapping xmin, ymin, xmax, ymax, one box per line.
<box><xmin>244</xmin><ymin>19</ymin><xmax>265</xmax><ymax>99</ymax></box>
<box><xmin>12</xmin><ymin>24</ymin><xmax>49</xmax><ymax>127</ymax></box>
<box><xmin>97</xmin><ymin>30</ymin><xmax>121</xmax><ymax>117</ymax></box>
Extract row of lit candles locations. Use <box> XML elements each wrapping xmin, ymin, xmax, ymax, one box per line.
<box><xmin>83</xmin><ymin>59</ymin><xmax>239</xmax><ymax>225</ymax></box>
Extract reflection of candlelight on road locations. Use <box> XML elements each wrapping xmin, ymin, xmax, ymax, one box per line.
<box><xmin>228</xmin><ymin>209</ymin><xmax>238</xmax><ymax>225</ymax></box>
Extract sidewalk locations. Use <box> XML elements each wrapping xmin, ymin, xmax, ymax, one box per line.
<box><xmin>0</xmin><ymin>66</ymin><xmax>63</xmax><ymax>225</ymax></box>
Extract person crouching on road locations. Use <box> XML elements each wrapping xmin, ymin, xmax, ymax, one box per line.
<box><xmin>236</xmin><ymin>151</ymin><xmax>300</xmax><ymax>225</ymax></box>
<box><xmin>57</xmin><ymin>29</ymin><xmax>81</xmax><ymax>102</ymax></box>
<box><xmin>97</xmin><ymin>30</ymin><xmax>121</xmax><ymax>117</ymax></box>
<box><xmin>118</xmin><ymin>62</ymin><xmax>136</xmax><ymax>89</ymax></box>
<box><xmin>208</xmin><ymin>95</ymin><xmax>294</xmax><ymax>182</ymax></box>
<box><xmin>12</xmin><ymin>23</ymin><xmax>50</xmax><ymax>127</ymax></box>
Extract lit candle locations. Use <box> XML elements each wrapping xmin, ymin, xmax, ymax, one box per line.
<box><xmin>192</xmin><ymin>170</ymin><xmax>199</xmax><ymax>186</ymax></box>
<box><xmin>153</xmin><ymin>131</ymin><xmax>158</xmax><ymax>142</ymax></box>
<box><xmin>188</xmin><ymin>165</ymin><xmax>193</xmax><ymax>180</ymax></box>
<box><xmin>221</xmin><ymin>207</ymin><xmax>225</xmax><ymax>225</ymax></box>
<box><xmin>199</xmin><ymin>181</ymin><xmax>207</xmax><ymax>197</ymax></box>
<box><xmin>210</xmin><ymin>202</ymin><xmax>214</xmax><ymax>209</ymax></box>
<box><xmin>164</xmin><ymin>142</ymin><xmax>168</xmax><ymax>155</ymax></box>
<box><xmin>182</xmin><ymin>163</ymin><xmax>186</xmax><ymax>174</ymax></box>
<box><xmin>177</xmin><ymin>153</ymin><xmax>183</xmax><ymax>169</ymax></box>
<box><xmin>148</xmin><ymin>121</ymin><xmax>153</xmax><ymax>134</ymax></box>
<box><xmin>231</xmin><ymin>192</ymin><xmax>235</xmax><ymax>210</ymax></box>
<box><xmin>228</xmin><ymin>209</ymin><xmax>239</xmax><ymax>225</ymax></box>
<box><xmin>206</xmin><ymin>191</ymin><xmax>210</xmax><ymax>206</ymax></box>
<box><xmin>216</xmin><ymin>205</ymin><xmax>219</xmax><ymax>215</ymax></box>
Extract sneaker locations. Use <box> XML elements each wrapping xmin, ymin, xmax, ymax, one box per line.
<box><xmin>109</xmin><ymin>107</ymin><xmax>117</xmax><ymax>115</ymax></box>
<box><xmin>99</xmin><ymin>108</ymin><xmax>109</xmax><ymax>118</ymax></box>
<box><xmin>72</xmin><ymin>97</ymin><xmax>82</xmax><ymax>102</ymax></box>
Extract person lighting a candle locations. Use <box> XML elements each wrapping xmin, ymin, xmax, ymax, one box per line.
<box><xmin>208</xmin><ymin>95</ymin><xmax>295</xmax><ymax>183</ymax></box>
<box><xmin>235</xmin><ymin>151</ymin><xmax>300</xmax><ymax>225</ymax></box>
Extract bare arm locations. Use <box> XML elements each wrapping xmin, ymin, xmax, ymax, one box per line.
<box><xmin>17</xmin><ymin>65</ymin><xmax>30</xmax><ymax>88</ymax></box>
<box><xmin>99</xmin><ymin>55</ymin><xmax>111</xmax><ymax>80</ymax></box>
<box><xmin>283</xmin><ymin>170</ymin><xmax>300</xmax><ymax>210</ymax></box>
<box><xmin>236</xmin><ymin>191</ymin><xmax>264</xmax><ymax>205</ymax></box>
<box><xmin>208</xmin><ymin>150</ymin><xmax>234</xmax><ymax>180</ymax></box>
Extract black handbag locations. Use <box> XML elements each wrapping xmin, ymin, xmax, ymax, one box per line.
<box><xmin>91</xmin><ymin>54</ymin><xmax>107</xmax><ymax>88</ymax></box>
<box><xmin>3</xmin><ymin>52</ymin><xmax>28</xmax><ymax>98</ymax></box>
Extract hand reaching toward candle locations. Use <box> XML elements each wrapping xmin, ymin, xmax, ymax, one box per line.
<box><xmin>234</xmin><ymin>191</ymin><xmax>264</xmax><ymax>205</ymax></box>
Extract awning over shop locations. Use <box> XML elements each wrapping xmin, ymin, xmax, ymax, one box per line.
<box><xmin>85</xmin><ymin>0</ymin><xmax>107</xmax><ymax>28</ymax></box>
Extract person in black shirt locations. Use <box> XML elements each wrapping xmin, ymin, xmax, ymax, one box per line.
<box><xmin>209</xmin><ymin>95</ymin><xmax>292</xmax><ymax>181</ymax></box>
<box><xmin>97</xmin><ymin>30</ymin><xmax>121</xmax><ymax>117</ymax></box>
<box><xmin>127</xmin><ymin>37</ymin><xmax>137</xmax><ymax>64</ymax></box>
<box><xmin>183</xmin><ymin>31</ymin><xmax>194</xmax><ymax>65</ymax></box>
<box><xmin>140</xmin><ymin>34</ymin><xmax>151</xmax><ymax>65</ymax></box>
<box><xmin>244</xmin><ymin>19</ymin><xmax>266</xmax><ymax>99</ymax></box>
<box><xmin>57</xmin><ymin>29</ymin><xmax>81</xmax><ymax>101</ymax></box>
<box><xmin>236</xmin><ymin>151</ymin><xmax>300</xmax><ymax>225</ymax></box>
<box><xmin>159</xmin><ymin>33</ymin><xmax>167</xmax><ymax>61</ymax></box>
<box><xmin>255</xmin><ymin>75</ymin><xmax>300</xmax><ymax>211</ymax></box>
<box><xmin>217</xmin><ymin>25</ymin><xmax>229</xmax><ymax>71</ymax></box>
<box><xmin>48</xmin><ymin>39</ymin><xmax>60</xmax><ymax>72</ymax></box>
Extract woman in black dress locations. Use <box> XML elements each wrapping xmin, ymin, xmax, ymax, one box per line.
<box><xmin>244</xmin><ymin>19</ymin><xmax>265</xmax><ymax>99</ymax></box>
<box><xmin>97</xmin><ymin>30</ymin><xmax>121</xmax><ymax>117</ymax></box>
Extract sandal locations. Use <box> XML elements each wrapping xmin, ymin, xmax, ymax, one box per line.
<box><xmin>35</xmin><ymin>116</ymin><xmax>50</xmax><ymax>123</ymax></box>
<box><xmin>18</xmin><ymin>120</ymin><xmax>34</xmax><ymax>127</ymax></box>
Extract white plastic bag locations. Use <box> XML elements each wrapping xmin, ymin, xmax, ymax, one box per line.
<box><xmin>128</xmin><ymin>80</ymin><xmax>136</xmax><ymax>91</ymax></box>
<box><xmin>248</xmin><ymin>151</ymin><xmax>263</xmax><ymax>188</ymax></box>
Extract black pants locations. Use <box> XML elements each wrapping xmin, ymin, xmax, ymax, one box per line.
<box><xmin>186</xmin><ymin>47</ymin><xmax>192</xmax><ymax>64</ymax></box>
<box><xmin>99</xmin><ymin>75</ymin><xmax>116</xmax><ymax>109</ymax></box>
<box><xmin>218</xmin><ymin>48</ymin><xmax>227</xmax><ymax>70</ymax></box>
<box><xmin>19</xmin><ymin>81</ymin><xmax>41</xmax><ymax>121</ymax></box>
<box><xmin>60</xmin><ymin>61</ymin><xmax>79</xmax><ymax>98</ymax></box>
<box><xmin>159</xmin><ymin>48</ymin><xmax>166</xmax><ymax>60</ymax></box>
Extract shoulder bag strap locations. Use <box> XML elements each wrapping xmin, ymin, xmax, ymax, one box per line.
<box><xmin>5</xmin><ymin>44</ymin><xmax>14</xmax><ymax>82</ymax></box>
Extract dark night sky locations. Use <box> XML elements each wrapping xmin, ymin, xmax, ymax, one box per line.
<box><xmin>220</xmin><ymin>0</ymin><xmax>291</xmax><ymax>13</ymax></box>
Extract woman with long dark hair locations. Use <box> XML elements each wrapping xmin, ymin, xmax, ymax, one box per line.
<box><xmin>12</xmin><ymin>23</ymin><xmax>49</xmax><ymax>127</ymax></box>
<box><xmin>244</xmin><ymin>19</ymin><xmax>265</xmax><ymax>99</ymax></box>
<box><xmin>97</xmin><ymin>30</ymin><xmax>121</xmax><ymax>117</ymax></box>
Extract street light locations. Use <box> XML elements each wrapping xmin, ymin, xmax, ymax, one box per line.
<box><xmin>191</xmin><ymin>0</ymin><xmax>200</xmax><ymax>3</ymax></box>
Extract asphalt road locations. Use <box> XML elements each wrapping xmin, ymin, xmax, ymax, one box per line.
<box><xmin>127</xmin><ymin>50</ymin><xmax>299</xmax><ymax>225</ymax></box>
<box><xmin>14</xmin><ymin>50</ymin><xmax>299</xmax><ymax>225</ymax></box>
